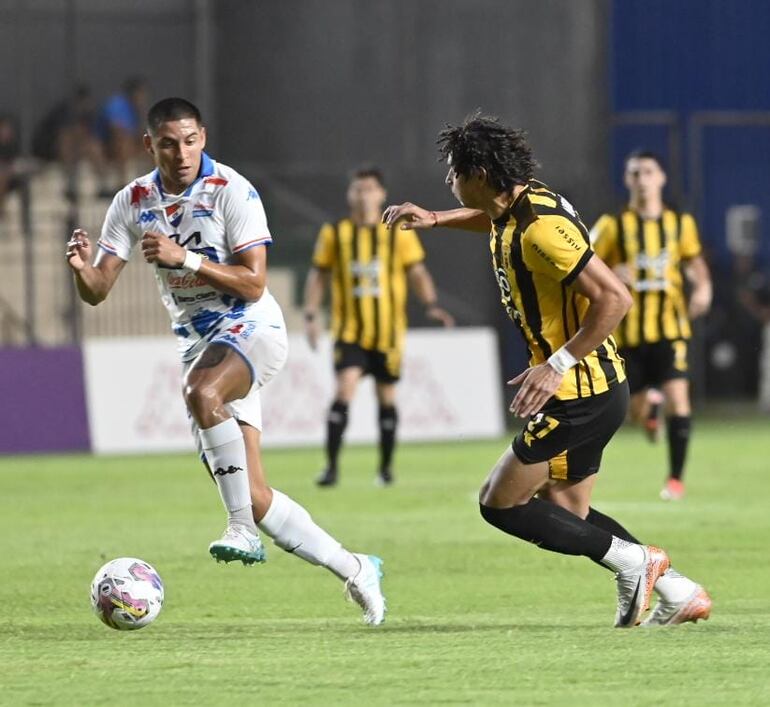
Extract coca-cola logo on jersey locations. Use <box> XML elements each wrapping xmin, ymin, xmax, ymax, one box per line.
<box><xmin>166</xmin><ymin>272</ymin><xmax>207</xmax><ymax>289</ymax></box>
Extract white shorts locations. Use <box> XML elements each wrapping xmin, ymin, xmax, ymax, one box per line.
<box><xmin>184</xmin><ymin>292</ymin><xmax>288</xmax><ymax>434</ymax></box>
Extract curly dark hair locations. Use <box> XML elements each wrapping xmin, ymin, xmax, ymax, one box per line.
<box><xmin>437</xmin><ymin>112</ymin><xmax>537</xmax><ymax>193</ymax></box>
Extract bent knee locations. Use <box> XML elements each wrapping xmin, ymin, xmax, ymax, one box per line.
<box><xmin>478</xmin><ymin>483</ymin><xmax>531</xmax><ymax>509</ymax></box>
<box><xmin>183</xmin><ymin>381</ymin><xmax>223</xmax><ymax>417</ymax></box>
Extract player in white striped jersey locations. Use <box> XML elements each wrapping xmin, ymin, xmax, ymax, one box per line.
<box><xmin>66</xmin><ymin>97</ymin><xmax>386</xmax><ymax>625</ymax></box>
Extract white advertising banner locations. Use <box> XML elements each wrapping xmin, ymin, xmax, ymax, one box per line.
<box><xmin>83</xmin><ymin>328</ymin><xmax>504</xmax><ymax>454</ymax></box>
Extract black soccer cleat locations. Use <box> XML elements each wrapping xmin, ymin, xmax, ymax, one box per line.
<box><xmin>316</xmin><ymin>468</ymin><xmax>338</xmax><ymax>487</ymax></box>
<box><xmin>376</xmin><ymin>467</ymin><xmax>394</xmax><ymax>487</ymax></box>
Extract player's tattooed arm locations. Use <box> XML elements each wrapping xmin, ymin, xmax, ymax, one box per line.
<box><xmin>66</xmin><ymin>228</ymin><xmax>126</xmax><ymax>305</ymax></box>
<box><xmin>383</xmin><ymin>203</ymin><xmax>491</xmax><ymax>233</ymax></box>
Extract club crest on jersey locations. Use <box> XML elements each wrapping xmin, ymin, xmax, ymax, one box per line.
<box><xmin>165</xmin><ymin>203</ymin><xmax>184</xmax><ymax>228</ymax></box>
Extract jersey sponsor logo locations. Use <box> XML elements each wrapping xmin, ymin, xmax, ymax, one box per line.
<box><xmin>166</xmin><ymin>271</ymin><xmax>207</xmax><ymax>289</ymax></box>
<box><xmin>192</xmin><ymin>202</ymin><xmax>214</xmax><ymax>218</ymax></box>
<box><xmin>494</xmin><ymin>266</ymin><xmax>520</xmax><ymax>320</ymax></box>
<box><xmin>554</xmin><ymin>225</ymin><xmax>583</xmax><ymax>251</ymax></box>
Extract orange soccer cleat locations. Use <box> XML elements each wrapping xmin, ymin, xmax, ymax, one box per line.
<box><xmin>642</xmin><ymin>585</ymin><xmax>712</xmax><ymax>626</ymax></box>
<box><xmin>660</xmin><ymin>478</ymin><xmax>685</xmax><ymax>501</ymax></box>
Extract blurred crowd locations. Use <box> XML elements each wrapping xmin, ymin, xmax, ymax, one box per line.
<box><xmin>0</xmin><ymin>76</ymin><xmax>150</xmax><ymax>212</ymax></box>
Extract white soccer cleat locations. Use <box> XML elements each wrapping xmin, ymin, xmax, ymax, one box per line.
<box><xmin>344</xmin><ymin>554</ymin><xmax>386</xmax><ymax>626</ymax></box>
<box><xmin>642</xmin><ymin>585</ymin><xmax>712</xmax><ymax>627</ymax></box>
<box><xmin>614</xmin><ymin>545</ymin><xmax>670</xmax><ymax>628</ymax></box>
<box><xmin>209</xmin><ymin>525</ymin><xmax>266</xmax><ymax>566</ymax></box>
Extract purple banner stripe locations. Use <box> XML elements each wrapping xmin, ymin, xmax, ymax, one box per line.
<box><xmin>0</xmin><ymin>346</ymin><xmax>91</xmax><ymax>454</ymax></box>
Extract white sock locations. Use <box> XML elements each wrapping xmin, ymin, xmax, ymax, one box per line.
<box><xmin>654</xmin><ymin>568</ymin><xmax>697</xmax><ymax>602</ymax></box>
<box><xmin>601</xmin><ymin>536</ymin><xmax>646</xmax><ymax>573</ymax></box>
<box><xmin>258</xmin><ymin>489</ymin><xmax>360</xmax><ymax>580</ymax></box>
<box><xmin>199</xmin><ymin>418</ymin><xmax>256</xmax><ymax>532</ymax></box>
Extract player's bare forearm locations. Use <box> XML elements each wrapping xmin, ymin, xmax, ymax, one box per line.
<box><xmin>407</xmin><ymin>263</ymin><xmax>455</xmax><ymax>326</ymax></box>
<box><xmin>74</xmin><ymin>265</ymin><xmax>111</xmax><ymax>306</ymax></box>
<box><xmin>434</xmin><ymin>208</ymin><xmax>491</xmax><ymax>233</ymax></box>
<box><xmin>196</xmin><ymin>257</ymin><xmax>265</xmax><ymax>301</ymax></box>
<box><xmin>303</xmin><ymin>266</ymin><xmax>329</xmax><ymax>315</ymax></box>
<box><xmin>684</xmin><ymin>255</ymin><xmax>713</xmax><ymax>318</ymax></box>
<box><xmin>564</xmin><ymin>256</ymin><xmax>632</xmax><ymax>361</ymax></box>
<box><xmin>66</xmin><ymin>230</ymin><xmax>125</xmax><ymax>305</ymax></box>
<box><xmin>383</xmin><ymin>203</ymin><xmax>490</xmax><ymax>233</ymax></box>
<box><xmin>141</xmin><ymin>231</ymin><xmax>268</xmax><ymax>302</ymax></box>
<box><xmin>407</xmin><ymin>263</ymin><xmax>437</xmax><ymax>305</ymax></box>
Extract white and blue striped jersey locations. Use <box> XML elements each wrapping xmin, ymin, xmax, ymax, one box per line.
<box><xmin>98</xmin><ymin>152</ymin><xmax>275</xmax><ymax>361</ymax></box>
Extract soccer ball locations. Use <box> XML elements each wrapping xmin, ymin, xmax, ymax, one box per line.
<box><xmin>90</xmin><ymin>557</ymin><xmax>164</xmax><ymax>630</ymax></box>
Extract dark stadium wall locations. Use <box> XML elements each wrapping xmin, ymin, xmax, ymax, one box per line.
<box><xmin>213</xmin><ymin>0</ymin><xmax>612</xmax><ymax>384</ymax></box>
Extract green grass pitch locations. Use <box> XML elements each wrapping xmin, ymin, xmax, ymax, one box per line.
<box><xmin>1</xmin><ymin>417</ymin><xmax>768</xmax><ymax>705</ymax></box>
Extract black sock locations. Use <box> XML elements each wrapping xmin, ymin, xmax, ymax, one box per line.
<box><xmin>326</xmin><ymin>400</ymin><xmax>349</xmax><ymax>472</ymax></box>
<box><xmin>585</xmin><ymin>507</ymin><xmax>641</xmax><ymax>571</ymax></box>
<box><xmin>378</xmin><ymin>405</ymin><xmax>398</xmax><ymax>472</ymax></box>
<box><xmin>479</xmin><ymin>498</ymin><xmax>613</xmax><ymax>562</ymax></box>
<box><xmin>647</xmin><ymin>401</ymin><xmax>661</xmax><ymax>422</ymax></box>
<box><xmin>666</xmin><ymin>415</ymin><xmax>691</xmax><ymax>481</ymax></box>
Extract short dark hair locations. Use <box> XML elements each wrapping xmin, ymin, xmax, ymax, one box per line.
<box><xmin>349</xmin><ymin>165</ymin><xmax>386</xmax><ymax>188</ymax></box>
<box><xmin>147</xmin><ymin>97</ymin><xmax>202</xmax><ymax>134</ymax></box>
<box><xmin>625</xmin><ymin>149</ymin><xmax>666</xmax><ymax>172</ymax></box>
<box><xmin>437</xmin><ymin>111</ymin><xmax>537</xmax><ymax>193</ymax></box>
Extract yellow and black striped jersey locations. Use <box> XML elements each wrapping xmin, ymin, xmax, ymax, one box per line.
<box><xmin>491</xmin><ymin>181</ymin><xmax>626</xmax><ymax>401</ymax></box>
<box><xmin>590</xmin><ymin>208</ymin><xmax>702</xmax><ymax>347</ymax></box>
<box><xmin>312</xmin><ymin>218</ymin><xmax>425</xmax><ymax>353</ymax></box>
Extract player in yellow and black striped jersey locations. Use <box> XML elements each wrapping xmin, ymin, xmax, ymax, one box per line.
<box><xmin>591</xmin><ymin>150</ymin><xmax>712</xmax><ymax>501</ymax></box>
<box><xmin>303</xmin><ymin>166</ymin><xmax>453</xmax><ymax>487</ymax></box>
<box><xmin>384</xmin><ymin>114</ymin><xmax>711</xmax><ymax>627</ymax></box>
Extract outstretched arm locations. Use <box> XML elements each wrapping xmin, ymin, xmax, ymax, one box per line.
<box><xmin>383</xmin><ymin>202</ymin><xmax>490</xmax><ymax>233</ymax></box>
<box><xmin>407</xmin><ymin>263</ymin><xmax>454</xmax><ymax>326</ymax></box>
<box><xmin>66</xmin><ymin>229</ymin><xmax>126</xmax><ymax>305</ymax></box>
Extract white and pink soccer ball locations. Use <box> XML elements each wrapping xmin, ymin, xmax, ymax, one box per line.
<box><xmin>90</xmin><ymin>557</ymin><xmax>164</xmax><ymax>630</ymax></box>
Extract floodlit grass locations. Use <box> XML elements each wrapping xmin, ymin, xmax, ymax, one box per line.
<box><xmin>1</xmin><ymin>417</ymin><xmax>768</xmax><ymax>705</ymax></box>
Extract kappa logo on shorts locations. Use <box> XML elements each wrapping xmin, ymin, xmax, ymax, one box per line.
<box><xmin>213</xmin><ymin>465</ymin><xmax>243</xmax><ymax>476</ymax></box>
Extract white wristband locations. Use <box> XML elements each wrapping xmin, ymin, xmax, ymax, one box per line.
<box><xmin>547</xmin><ymin>346</ymin><xmax>579</xmax><ymax>375</ymax></box>
<box><xmin>182</xmin><ymin>250</ymin><xmax>203</xmax><ymax>273</ymax></box>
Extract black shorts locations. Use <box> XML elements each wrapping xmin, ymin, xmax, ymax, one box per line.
<box><xmin>620</xmin><ymin>339</ymin><xmax>689</xmax><ymax>395</ymax></box>
<box><xmin>333</xmin><ymin>341</ymin><xmax>401</xmax><ymax>383</ymax></box>
<box><xmin>512</xmin><ymin>382</ymin><xmax>629</xmax><ymax>481</ymax></box>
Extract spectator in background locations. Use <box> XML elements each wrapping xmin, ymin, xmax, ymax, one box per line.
<box><xmin>96</xmin><ymin>77</ymin><xmax>149</xmax><ymax>186</ymax></box>
<box><xmin>32</xmin><ymin>85</ymin><xmax>111</xmax><ymax>199</ymax></box>
<box><xmin>0</xmin><ymin>115</ymin><xmax>21</xmax><ymax>214</ymax></box>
